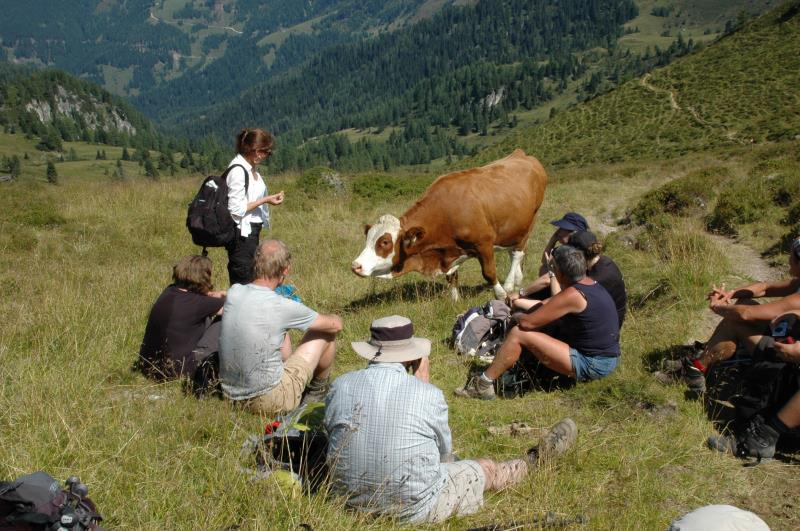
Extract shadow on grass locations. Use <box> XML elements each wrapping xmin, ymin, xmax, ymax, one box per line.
<box><xmin>641</xmin><ymin>343</ymin><xmax>697</xmax><ymax>372</ymax></box>
<box><xmin>343</xmin><ymin>280</ymin><xmax>489</xmax><ymax>310</ymax></box>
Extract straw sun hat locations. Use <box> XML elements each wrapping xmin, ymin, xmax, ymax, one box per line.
<box><xmin>351</xmin><ymin>315</ymin><xmax>431</xmax><ymax>363</ymax></box>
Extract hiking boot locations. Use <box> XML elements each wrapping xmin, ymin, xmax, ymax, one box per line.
<box><xmin>527</xmin><ymin>417</ymin><xmax>578</xmax><ymax>463</ymax></box>
<box><xmin>454</xmin><ymin>375</ymin><xmax>496</xmax><ymax>400</ymax></box>
<box><xmin>653</xmin><ymin>356</ymin><xmax>706</xmax><ymax>393</ymax></box>
<box><xmin>299</xmin><ymin>377</ymin><xmax>330</xmax><ymax>407</ymax></box>
<box><xmin>707</xmin><ymin>433</ymin><xmax>738</xmax><ymax>455</ymax></box>
<box><xmin>707</xmin><ymin>416</ymin><xmax>779</xmax><ymax>461</ymax></box>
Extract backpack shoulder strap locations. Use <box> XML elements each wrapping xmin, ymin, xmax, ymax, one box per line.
<box><xmin>221</xmin><ymin>163</ymin><xmax>249</xmax><ymax>195</ymax></box>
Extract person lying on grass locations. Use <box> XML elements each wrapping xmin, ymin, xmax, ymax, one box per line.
<box><xmin>456</xmin><ymin>245</ymin><xmax>621</xmax><ymax>400</ymax></box>
<box><xmin>218</xmin><ymin>239</ymin><xmax>342</xmax><ymax>416</ymax></box>
<box><xmin>707</xmin><ymin>311</ymin><xmax>800</xmax><ymax>460</ymax></box>
<box><xmin>324</xmin><ymin>315</ymin><xmax>577</xmax><ymax>524</ymax></box>
<box><xmin>137</xmin><ymin>255</ymin><xmax>225</xmax><ymax>382</ymax></box>
<box><xmin>655</xmin><ymin>236</ymin><xmax>800</xmax><ymax>394</ymax></box>
<box><xmin>509</xmin><ymin>230</ymin><xmax>627</xmax><ymax>329</ymax></box>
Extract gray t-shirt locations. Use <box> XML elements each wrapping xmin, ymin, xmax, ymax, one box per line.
<box><xmin>219</xmin><ymin>283</ymin><xmax>318</xmax><ymax>400</ymax></box>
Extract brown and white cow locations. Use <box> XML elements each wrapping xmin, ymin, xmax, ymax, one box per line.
<box><xmin>351</xmin><ymin>149</ymin><xmax>547</xmax><ymax>299</ymax></box>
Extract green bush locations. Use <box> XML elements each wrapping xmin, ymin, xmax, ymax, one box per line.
<box><xmin>706</xmin><ymin>178</ymin><xmax>772</xmax><ymax>235</ymax></box>
<box><xmin>352</xmin><ymin>174</ymin><xmax>433</xmax><ymax>202</ymax></box>
<box><xmin>630</xmin><ymin>167</ymin><xmax>729</xmax><ymax>226</ymax></box>
<box><xmin>296</xmin><ymin>166</ymin><xmax>339</xmax><ymax>199</ymax></box>
<box><xmin>768</xmin><ymin>171</ymin><xmax>800</xmax><ymax>206</ymax></box>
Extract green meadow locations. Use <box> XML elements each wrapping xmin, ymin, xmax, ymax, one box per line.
<box><xmin>2</xmin><ymin>133</ymin><xmax>799</xmax><ymax>529</ymax></box>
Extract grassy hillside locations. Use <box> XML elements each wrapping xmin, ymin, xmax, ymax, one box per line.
<box><xmin>479</xmin><ymin>0</ymin><xmax>800</xmax><ymax>167</ymax></box>
<box><xmin>1</xmin><ymin>137</ymin><xmax>799</xmax><ymax>529</ymax></box>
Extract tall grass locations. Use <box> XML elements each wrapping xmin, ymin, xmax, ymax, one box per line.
<box><xmin>1</xmin><ymin>146</ymin><xmax>798</xmax><ymax>529</ymax></box>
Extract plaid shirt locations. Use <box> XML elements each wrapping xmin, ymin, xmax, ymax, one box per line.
<box><xmin>324</xmin><ymin>362</ymin><xmax>453</xmax><ymax>522</ymax></box>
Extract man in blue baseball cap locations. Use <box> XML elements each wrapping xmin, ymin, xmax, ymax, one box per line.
<box><xmin>512</xmin><ymin>212</ymin><xmax>589</xmax><ymax>301</ymax></box>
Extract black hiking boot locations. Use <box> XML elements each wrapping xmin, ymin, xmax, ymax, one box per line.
<box><xmin>653</xmin><ymin>356</ymin><xmax>706</xmax><ymax>393</ymax></box>
<box><xmin>707</xmin><ymin>415</ymin><xmax>779</xmax><ymax>461</ymax></box>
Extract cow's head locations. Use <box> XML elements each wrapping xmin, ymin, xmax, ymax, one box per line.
<box><xmin>352</xmin><ymin>214</ymin><xmax>401</xmax><ymax>278</ymax></box>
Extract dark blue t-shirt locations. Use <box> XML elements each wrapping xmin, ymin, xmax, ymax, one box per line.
<box><xmin>557</xmin><ymin>281</ymin><xmax>621</xmax><ymax>357</ymax></box>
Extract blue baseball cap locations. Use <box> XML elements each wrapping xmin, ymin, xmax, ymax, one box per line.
<box><xmin>550</xmin><ymin>212</ymin><xmax>588</xmax><ymax>232</ymax></box>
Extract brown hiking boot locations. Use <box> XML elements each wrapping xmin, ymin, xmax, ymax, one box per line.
<box><xmin>653</xmin><ymin>356</ymin><xmax>706</xmax><ymax>393</ymax></box>
<box><xmin>299</xmin><ymin>377</ymin><xmax>330</xmax><ymax>407</ymax></box>
<box><xmin>527</xmin><ymin>417</ymin><xmax>578</xmax><ymax>464</ymax></box>
<box><xmin>454</xmin><ymin>375</ymin><xmax>496</xmax><ymax>400</ymax></box>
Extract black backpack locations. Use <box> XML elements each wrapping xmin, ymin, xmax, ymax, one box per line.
<box><xmin>252</xmin><ymin>403</ymin><xmax>329</xmax><ymax>493</ymax></box>
<box><xmin>0</xmin><ymin>472</ymin><xmax>105</xmax><ymax>530</ymax></box>
<box><xmin>186</xmin><ymin>164</ymin><xmax>248</xmax><ymax>250</ymax></box>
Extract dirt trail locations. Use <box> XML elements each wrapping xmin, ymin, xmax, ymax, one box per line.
<box><xmin>639</xmin><ymin>73</ymin><xmax>747</xmax><ymax>144</ymax></box>
<box><xmin>641</xmin><ymin>73</ymin><xmax>679</xmax><ymax>110</ymax></box>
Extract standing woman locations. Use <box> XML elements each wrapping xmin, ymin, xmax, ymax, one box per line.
<box><xmin>225</xmin><ymin>128</ymin><xmax>285</xmax><ymax>286</ymax></box>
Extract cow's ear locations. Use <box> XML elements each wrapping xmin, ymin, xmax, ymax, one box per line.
<box><xmin>363</xmin><ymin>224</ymin><xmax>372</xmax><ymax>236</ymax></box>
<box><xmin>403</xmin><ymin>226</ymin><xmax>425</xmax><ymax>249</ymax></box>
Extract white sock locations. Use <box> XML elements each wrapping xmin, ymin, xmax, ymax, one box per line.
<box><xmin>480</xmin><ymin>372</ymin><xmax>493</xmax><ymax>383</ymax></box>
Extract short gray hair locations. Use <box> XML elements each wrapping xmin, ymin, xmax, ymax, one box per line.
<box><xmin>253</xmin><ymin>239</ymin><xmax>291</xmax><ymax>280</ymax></box>
<box><xmin>553</xmin><ymin>245</ymin><xmax>586</xmax><ymax>283</ymax></box>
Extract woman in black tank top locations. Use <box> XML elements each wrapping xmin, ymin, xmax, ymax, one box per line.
<box><xmin>457</xmin><ymin>245</ymin><xmax>622</xmax><ymax>399</ymax></box>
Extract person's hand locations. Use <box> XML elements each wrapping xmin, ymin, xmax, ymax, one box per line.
<box><xmin>774</xmin><ymin>340</ymin><xmax>800</xmax><ymax>363</ymax></box>
<box><xmin>707</xmin><ymin>283</ymin><xmax>732</xmax><ymax>304</ymax></box>
<box><xmin>544</xmin><ymin>250</ymin><xmax>555</xmax><ymax>273</ymax></box>
<box><xmin>266</xmin><ymin>191</ymin><xmax>285</xmax><ymax>205</ymax></box>
<box><xmin>708</xmin><ymin>291</ymin><xmax>729</xmax><ymax>315</ymax></box>
<box><xmin>506</xmin><ymin>291</ymin><xmax>520</xmax><ymax>306</ymax></box>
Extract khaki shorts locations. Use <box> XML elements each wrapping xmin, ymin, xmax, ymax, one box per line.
<box><xmin>243</xmin><ymin>356</ymin><xmax>315</xmax><ymax>416</ymax></box>
<box><xmin>424</xmin><ymin>460</ymin><xmax>485</xmax><ymax>523</ymax></box>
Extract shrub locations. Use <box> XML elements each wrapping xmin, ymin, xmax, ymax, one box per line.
<box><xmin>706</xmin><ymin>178</ymin><xmax>772</xmax><ymax>235</ymax></box>
<box><xmin>352</xmin><ymin>174</ymin><xmax>433</xmax><ymax>202</ymax></box>
<box><xmin>296</xmin><ymin>166</ymin><xmax>344</xmax><ymax>199</ymax></box>
<box><xmin>630</xmin><ymin>167</ymin><xmax>729</xmax><ymax>226</ymax></box>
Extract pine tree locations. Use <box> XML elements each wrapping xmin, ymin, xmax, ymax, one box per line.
<box><xmin>121</xmin><ymin>147</ymin><xmax>130</xmax><ymax>161</ymax></box>
<box><xmin>144</xmin><ymin>159</ymin><xmax>158</xmax><ymax>180</ymax></box>
<box><xmin>46</xmin><ymin>160</ymin><xmax>58</xmax><ymax>184</ymax></box>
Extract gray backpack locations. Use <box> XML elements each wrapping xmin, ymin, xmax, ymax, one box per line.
<box><xmin>452</xmin><ymin>300</ymin><xmax>511</xmax><ymax>362</ymax></box>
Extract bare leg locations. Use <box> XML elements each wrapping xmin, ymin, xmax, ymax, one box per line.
<box><xmin>698</xmin><ymin>318</ymin><xmax>767</xmax><ymax>368</ymax></box>
<box><xmin>777</xmin><ymin>390</ymin><xmax>800</xmax><ymax>429</ymax></box>
<box><xmin>291</xmin><ymin>330</ymin><xmax>337</xmax><ymax>379</ymax></box>
<box><xmin>280</xmin><ymin>334</ymin><xmax>292</xmax><ymax>362</ymax></box>
<box><xmin>475</xmin><ymin>458</ymin><xmax>528</xmax><ymax>491</ymax></box>
<box><xmin>485</xmin><ymin>327</ymin><xmax>573</xmax><ymax>380</ymax></box>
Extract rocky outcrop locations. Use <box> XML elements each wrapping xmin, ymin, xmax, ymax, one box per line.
<box><xmin>24</xmin><ymin>85</ymin><xmax>136</xmax><ymax>134</ymax></box>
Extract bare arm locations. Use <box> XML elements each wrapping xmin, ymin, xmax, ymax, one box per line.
<box><xmin>307</xmin><ymin>313</ymin><xmax>343</xmax><ymax>334</ymax></box>
<box><xmin>709</xmin><ymin>278</ymin><xmax>800</xmax><ymax>302</ymax></box>
<box><xmin>516</xmin><ymin>287</ymin><xmax>586</xmax><ymax>331</ymax></box>
<box><xmin>710</xmin><ymin>292</ymin><xmax>800</xmax><ymax>322</ymax></box>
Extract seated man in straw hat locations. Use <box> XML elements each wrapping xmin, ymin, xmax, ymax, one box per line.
<box><xmin>324</xmin><ymin>315</ymin><xmax>578</xmax><ymax>524</ymax></box>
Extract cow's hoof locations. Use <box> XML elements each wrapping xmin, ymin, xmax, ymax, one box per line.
<box><xmin>493</xmin><ymin>284</ymin><xmax>507</xmax><ymax>299</ymax></box>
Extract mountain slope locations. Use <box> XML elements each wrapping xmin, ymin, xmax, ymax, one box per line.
<box><xmin>0</xmin><ymin>1</ymin><xmax>460</xmax><ymax>109</ymax></box>
<box><xmin>478</xmin><ymin>0</ymin><xmax>800</xmax><ymax>167</ymax></box>
<box><xmin>182</xmin><ymin>0</ymin><xmax>639</xmax><ymax>136</ymax></box>
<box><xmin>0</xmin><ymin>63</ymin><xmax>163</xmax><ymax>149</ymax></box>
